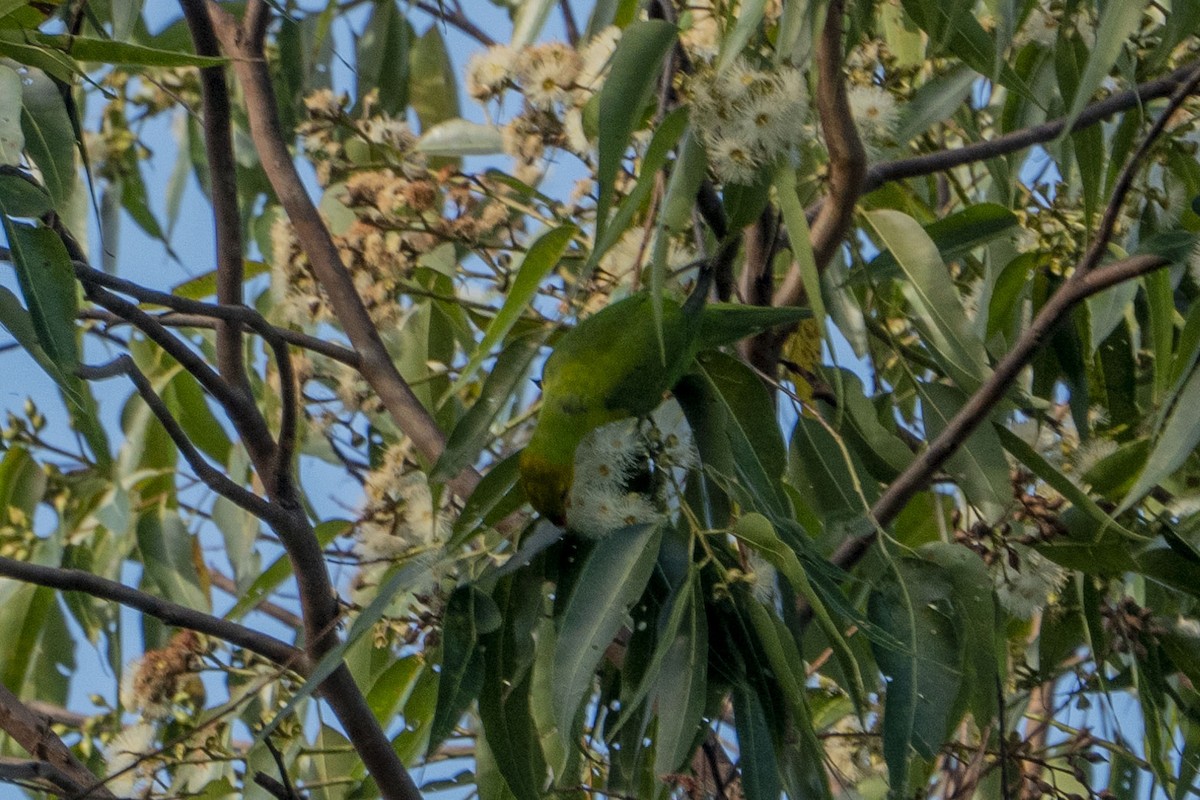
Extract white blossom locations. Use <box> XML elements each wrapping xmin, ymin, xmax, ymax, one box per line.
<box><xmin>515</xmin><ymin>42</ymin><xmax>581</xmax><ymax>110</ymax></box>
<box><xmin>847</xmin><ymin>85</ymin><xmax>899</xmax><ymax>143</ymax></box>
<box><xmin>106</xmin><ymin>722</ymin><xmax>158</xmax><ymax>797</ymax></box>
<box><xmin>466</xmin><ymin>44</ymin><xmax>517</xmax><ymax>101</ymax></box>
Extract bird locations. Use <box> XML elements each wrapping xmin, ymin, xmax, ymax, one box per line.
<box><xmin>518</xmin><ymin>240</ymin><xmax>807</xmax><ymax>524</ymax></box>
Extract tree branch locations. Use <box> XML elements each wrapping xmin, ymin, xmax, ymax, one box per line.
<box><xmin>180</xmin><ymin>0</ymin><xmax>250</xmax><ymax>394</ymax></box>
<box><xmin>559</xmin><ymin>0</ymin><xmax>579</xmax><ymax>46</ymax></box>
<box><xmin>865</xmin><ymin>56</ymin><xmax>1200</xmax><ymax>193</ymax></box>
<box><xmin>204</xmin><ymin>1</ymin><xmax>482</xmax><ymax>504</ymax></box>
<box><xmin>0</xmin><ymin>555</ymin><xmax>303</xmax><ymax>667</ymax></box>
<box><xmin>0</xmin><ymin>684</ymin><xmax>115</xmax><ymax>799</ymax></box>
<box><xmin>828</xmin><ymin>63</ymin><xmax>1200</xmax><ymax>577</ymax></box>
<box><xmin>414</xmin><ymin>0</ymin><xmax>494</xmax><ymax>47</ymax></box>
<box><xmin>78</xmin><ymin>308</ymin><xmax>361</xmax><ymax>367</ymax></box>
<box><xmin>774</xmin><ymin>0</ymin><xmax>865</xmax><ymax>308</ymax></box>
<box><xmin>79</xmin><ymin>356</ymin><xmax>281</xmax><ymax>525</ymax></box>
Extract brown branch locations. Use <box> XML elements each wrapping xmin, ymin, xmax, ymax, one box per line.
<box><xmin>0</xmin><ymin>756</ymin><xmax>80</xmax><ymax>797</ymax></box>
<box><xmin>0</xmin><ymin>684</ymin><xmax>115</xmax><ymax>799</ymax></box>
<box><xmin>79</xmin><ymin>356</ymin><xmax>281</xmax><ymax>525</ymax></box>
<box><xmin>865</xmin><ymin>56</ymin><xmax>1200</xmax><ymax>193</ymax></box>
<box><xmin>74</xmin><ymin>263</ymin><xmax>300</xmax><ymax>497</ymax></box>
<box><xmin>559</xmin><ymin>0</ymin><xmax>579</xmax><ymax>45</ymax></box>
<box><xmin>0</xmin><ymin>554</ymin><xmax>303</xmax><ymax>667</ymax></box>
<box><xmin>414</xmin><ymin>0</ymin><xmax>494</xmax><ymax>47</ymax></box>
<box><xmin>180</xmin><ymin>0</ymin><xmax>250</xmax><ymax>393</ymax></box>
<box><xmin>77</xmin><ymin>276</ymin><xmax>279</xmax><ymax>474</ymax></box>
<box><xmin>204</xmin><ymin>1</ymin><xmax>482</xmax><ymax>504</ymax></box>
<box><xmin>774</xmin><ymin>0</ymin><xmax>865</xmax><ymax>308</ymax></box>
<box><xmin>78</xmin><ymin>308</ymin><xmax>361</xmax><ymax>367</ymax></box>
<box><xmin>209</xmin><ymin>568</ymin><xmax>304</xmax><ymax>630</ymax></box>
<box><xmin>819</xmin><ymin>58</ymin><xmax>1200</xmax><ymax>579</ymax></box>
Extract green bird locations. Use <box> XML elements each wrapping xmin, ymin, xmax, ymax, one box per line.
<box><xmin>519</xmin><ymin>243</ymin><xmax>808</xmax><ymax>524</ymax></box>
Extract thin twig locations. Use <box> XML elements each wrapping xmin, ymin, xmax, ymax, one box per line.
<box><xmin>414</xmin><ymin>0</ymin><xmax>494</xmax><ymax>47</ymax></box>
<box><xmin>79</xmin><ymin>356</ymin><xmax>281</xmax><ymax>524</ymax></box>
<box><xmin>78</xmin><ymin>308</ymin><xmax>361</xmax><ymax>367</ymax></box>
<box><xmin>0</xmin><ymin>553</ymin><xmax>304</xmax><ymax>667</ymax></box>
<box><xmin>866</xmin><ymin>57</ymin><xmax>1200</xmax><ymax>193</ymax></box>
<box><xmin>559</xmin><ymin>0</ymin><xmax>579</xmax><ymax>45</ymax></box>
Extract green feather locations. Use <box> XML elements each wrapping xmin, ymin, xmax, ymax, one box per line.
<box><xmin>519</xmin><ymin>242</ymin><xmax>807</xmax><ymax>523</ymax></box>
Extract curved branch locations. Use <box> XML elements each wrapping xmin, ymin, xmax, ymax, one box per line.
<box><xmin>774</xmin><ymin>0</ymin><xmax>865</xmax><ymax>307</ymax></box>
<box><xmin>78</xmin><ymin>308</ymin><xmax>361</xmax><ymax>367</ymax></box>
<box><xmin>203</xmin><ymin>1</ymin><xmax>482</xmax><ymax>503</ymax></box>
<box><xmin>79</xmin><ymin>356</ymin><xmax>281</xmax><ymax>525</ymax></box>
<box><xmin>865</xmin><ymin>57</ymin><xmax>1200</xmax><ymax>192</ymax></box>
<box><xmin>0</xmin><ymin>555</ymin><xmax>303</xmax><ymax>667</ymax></box>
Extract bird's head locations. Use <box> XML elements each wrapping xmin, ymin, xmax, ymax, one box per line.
<box><xmin>518</xmin><ymin>447</ymin><xmax>573</xmax><ymax>526</ymax></box>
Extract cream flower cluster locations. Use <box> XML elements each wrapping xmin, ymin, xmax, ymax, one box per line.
<box><xmin>565</xmin><ymin>401</ymin><xmax>698</xmax><ymax>539</ymax></box>
<box><xmin>357</xmin><ymin>444</ymin><xmax>447</xmax><ymax>561</ymax></box>
<box><xmin>689</xmin><ymin>58</ymin><xmax>809</xmax><ymax>184</ymax></box>
<box><xmin>467</xmin><ymin>29</ymin><xmax>622</xmax><ymax>181</ymax></box>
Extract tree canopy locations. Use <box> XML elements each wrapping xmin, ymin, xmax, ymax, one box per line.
<box><xmin>0</xmin><ymin>1</ymin><xmax>1199</xmax><ymax>799</ymax></box>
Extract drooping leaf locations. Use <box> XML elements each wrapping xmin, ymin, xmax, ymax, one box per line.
<box><xmin>595</xmin><ymin>20</ymin><xmax>678</xmax><ymax>243</ymax></box>
<box><xmin>553</xmin><ymin>522</ymin><xmax>663</xmax><ymax>750</ymax></box>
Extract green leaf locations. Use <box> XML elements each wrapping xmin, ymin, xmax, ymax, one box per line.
<box><xmin>450</xmin><ymin>451</ymin><xmax>525</xmax><ymax>546</ymax></box>
<box><xmin>717</xmin><ymin>0</ymin><xmax>767</xmax><ymax>72</ymax></box>
<box><xmin>171</xmin><ymin>260</ymin><xmax>270</xmax><ymax>299</ymax></box>
<box><xmin>918</xmin><ymin>542</ymin><xmax>1002</xmax><ymax>726</ymax></box>
<box><xmin>919</xmin><ymin>383</ymin><xmax>1008</xmax><ymax>518</ymax></box>
<box><xmin>416</xmin><ymin>119</ymin><xmax>504</xmax><ymax>156</ymax></box>
<box><xmin>30</xmin><ymin>33</ymin><xmax>226</xmax><ymax>67</ymax></box>
<box><xmin>591</xmin><ymin>105</ymin><xmax>688</xmax><ymax>270</ymax></box>
<box><xmin>355</xmin><ymin>0</ymin><xmax>411</xmax><ymax>114</ymax></box>
<box><xmin>732</xmin><ymin>682</ymin><xmax>782</xmax><ymax>800</ymax></box>
<box><xmin>894</xmin><ymin>65</ymin><xmax>978</xmax><ymax>143</ymax></box>
<box><xmin>1</xmin><ymin>218</ymin><xmax>77</xmax><ymax>369</ymax></box>
<box><xmin>742</xmin><ymin>598</ymin><xmax>832</xmax><ymax>800</ymax></box>
<box><xmin>429</xmin><ymin>585</ymin><xmax>498</xmax><ymax>751</ymax></box>
<box><xmin>1058</xmin><ymin>3</ymin><xmax>1143</xmax><ymax>141</ymax></box>
<box><xmin>511</xmin><ymin>0</ymin><xmax>556</xmax><ymax>48</ymax></box>
<box><xmin>996</xmin><ymin>425</ymin><xmax>1144</xmax><ymax>542</ymax></box>
<box><xmin>0</xmin><ymin>173</ymin><xmax>51</xmax><ymax>217</ymax></box>
<box><xmin>409</xmin><ymin>24</ymin><xmax>459</xmax><ymax>135</ymax></box>
<box><xmin>479</xmin><ymin>570</ymin><xmax>547</xmax><ymax>800</ymax></box>
<box><xmin>733</xmin><ymin>513</ymin><xmax>865</xmax><ymax>712</ymax></box>
<box><xmin>435</xmin><ymin>332</ymin><xmax>542</xmax><ymax>482</ymax></box>
<box><xmin>1118</xmin><ymin>363</ymin><xmax>1200</xmax><ymax>513</ymax></box>
<box><xmin>695</xmin><ymin>351</ymin><xmax>790</xmax><ymax>518</ymax></box>
<box><xmin>449</xmin><ymin>224</ymin><xmax>575</xmax><ymax>393</ymax></box>
<box><xmin>865</xmin><ymin>209</ymin><xmax>989</xmax><ymax>390</ymax></box>
<box><xmin>596</xmin><ymin>20</ymin><xmax>678</xmax><ymax>243</ymax></box>
<box><xmin>20</xmin><ymin>67</ymin><xmax>76</xmax><ymax>210</ymax></box>
<box><xmin>136</xmin><ymin>506</ymin><xmax>209</xmax><ymax>612</ymax></box>
<box><xmin>859</xmin><ymin>203</ymin><xmax>1019</xmax><ymax>283</ymax></box>
<box><xmin>696</xmin><ymin>302</ymin><xmax>810</xmax><ymax>351</ymax></box>
<box><xmin>652</xmin><ymin>575</ymin><xmax>708</xmax><ymax>778</ymax></box>
<box><xmin>0</xmin><ymin>64</ymin><xmax>24</xmax><ymax>164</ymax></box>
<box><xmin>554</xmin><ymin>522</ymin><xmax>663</xmax><ymax>750</ymax></box>
<box><xmin>869</xmin><ymin>557</ymin><xmax>963</xmax><ymax>795</ymax></box>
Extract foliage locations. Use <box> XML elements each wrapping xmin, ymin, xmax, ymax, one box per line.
<box><xmin>0</xmin><ymin>1</ymin><xmax>1198</xmax><ymax>799</ymax></box>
